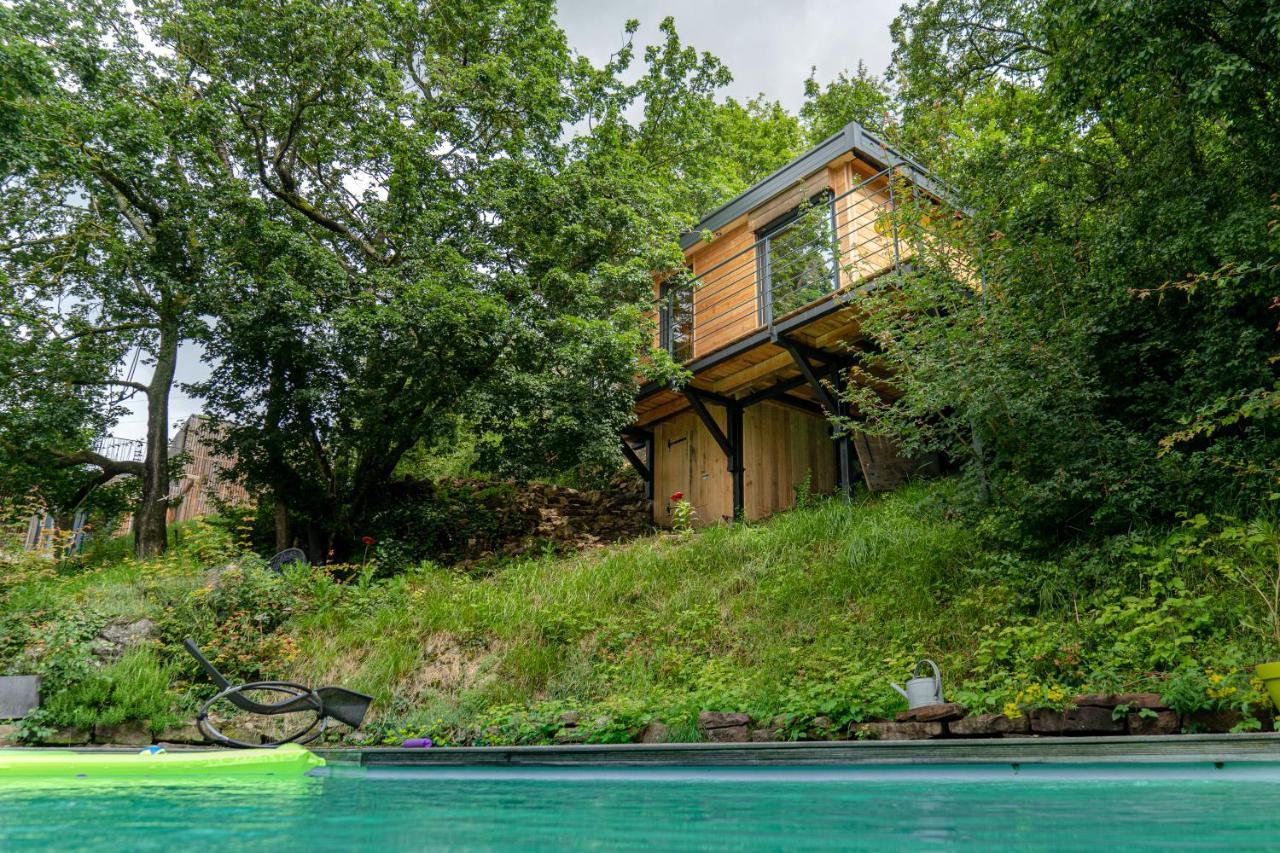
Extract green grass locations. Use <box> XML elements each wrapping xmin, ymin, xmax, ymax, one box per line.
<box><xmin>3</xmin><ymin>479</ymin><xmax>1277</xmax><ymax>744</ymax></box>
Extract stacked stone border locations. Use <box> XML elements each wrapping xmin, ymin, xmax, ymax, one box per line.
<box><xmin>3</xmin><ymin>691</ymin><xmax>1266</xmax><ymax>749</ymax></box>
<box><xmin>695</xmin><ymin>693</ymin><xmax>1262</xmax><ymax>743</ymax></box>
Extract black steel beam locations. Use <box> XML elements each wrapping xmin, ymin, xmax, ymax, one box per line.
<box><xmin>773</xmin><ymin>394</ymin><xmax>825</xmax><ymax>417</ymax></box>
<box><xmin>683</xmin><ymin>389</ymin><xmax>734</xmax><ymax>461</ymax></box>
<box><xmin>686</xmin><ymin>387</ymin><xmax>737</xmax><ymax>408</ymax></box>
<box><xmin>739</xmin><ymin>374</ymin><xmax>810</xmax><ymax>408</ymax></box>
<box><xmin>779</xmin><ymin>339</ymin><xmax>838</xmax><ymax>412</ymax></box>
<box><xmin>770</xmin><ymin>335</ymin><xmax>836</xmax><ymax>367</ymax></box>
<box><xmin>620</xmin><ymin>440</ymin><xmax>651</xmax><ymax>484</ymax></box>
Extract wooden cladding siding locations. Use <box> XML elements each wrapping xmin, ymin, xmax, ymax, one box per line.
<box><xmin>832</xmin><ymin>159</ymin><xmax>897</xmax><ymax>286</ymax></box>
<box><xmin>653</xmin><ymin>408</ymin><xmax>733</xmax><ymax>525</ymax></box>
<box><xmin>743</xmin><ymin>402</ymin><xmax>836</xmax><ymax>520</ymax></box>
<box><xmin>166</xmin><ymin>416</ymin><xmax>249</xmax><ymax>524</ymax></box>
<box><xmin>653</xmin><ymin>401</ymin><xmax>836</xmax><ymax>526</ymax></box>
<box><xmin>687</xmin><ymin>225</ymin><xmax>756</xmax><ymax>356</ymax></box>
<box><xmin>657</xmin><ymin>154</ymin><xmax>900</xmax><ymax>365</ymax></box>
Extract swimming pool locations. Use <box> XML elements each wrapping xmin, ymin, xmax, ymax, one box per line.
<box><xmin>3</xmin><ymin>762</ymin><xmax>1280</xmax><ymax>849</ymax></box>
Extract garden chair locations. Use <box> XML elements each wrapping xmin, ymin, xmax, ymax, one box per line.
<box><xmin>183</xmin><ymin>638</ymin><xmax>372</xmax><ymax>748</ymax></box>
<box><xmin>267</xmin><ymin>547</ymin><xmax>308</xmax><ymax>572</ymax></box>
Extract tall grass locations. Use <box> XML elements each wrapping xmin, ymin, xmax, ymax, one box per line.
<box><xmin>4</xmin><ymin>480</ymin><xmax>1275</xmax><ymax>743</ymax></box>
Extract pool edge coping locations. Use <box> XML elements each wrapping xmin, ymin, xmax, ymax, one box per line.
<box><xmin>313</xmin><ymin>732</ymin><xmax>1280</xmax><ymax>767</ymax></box>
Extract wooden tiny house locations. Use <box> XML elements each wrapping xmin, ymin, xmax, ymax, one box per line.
<box><xmin>624</xmin><ymin>121</ymin><xmax>949</xmax><ymax>525</ymax></box>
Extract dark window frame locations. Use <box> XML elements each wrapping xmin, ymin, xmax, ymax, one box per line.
<box><xmin>659</xmin><ymin>274</ymin><xmax>695</xmax><ymax>362</ymax></box>
<box><xmin>755</xmin><ymin>189</ymin><xmax>839</xmax><ymax>326</ymax></box>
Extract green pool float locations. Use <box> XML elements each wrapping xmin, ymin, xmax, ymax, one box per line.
<box><xmin>0</xmin><ymin>744</ymin><xmax>324</xmax><ymax>780</ymax></box>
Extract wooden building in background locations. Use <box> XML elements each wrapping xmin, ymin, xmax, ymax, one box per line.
<box><xmin>167</xmin><ymin>415</ymin><xmax>249</xmax><ymax>523</ymax></box>
<box><xmin>622</xmin><ymin>121</ymin><xmax>949</xmax><ymax>525</ymax></box>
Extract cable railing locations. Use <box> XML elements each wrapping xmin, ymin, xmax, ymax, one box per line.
<box><xmin>655</xmin><ymin>165</ymin><xmax>911</xmax><ymax>362</ymax></box>
<box><xmin>90</xmin><ymin>434</ymin><xmax>145</xmax><ymax>463</ymax></box>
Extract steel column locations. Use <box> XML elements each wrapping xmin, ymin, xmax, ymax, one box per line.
<box><xmin>620</xmin><ymin>437</ymin><xmax>653</xmax><ymax>500</ymax></box>
<box><xmin>728</xmin><ymin>403</ymin><xmax>744</xmax><ymax>520</ymax></box>
<box><xmin>683</xmin><ymin>388</ymin><xmax>745</xmax><ymax>520</ymax></box>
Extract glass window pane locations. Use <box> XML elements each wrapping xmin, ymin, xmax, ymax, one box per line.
<box><xmin>662</xmin><ymin>283</ymin><xmax>694</xmax><ymax>362</ymax></box>
<box><xmin>766</xmin><ymin>201</ymin><xmax>836</xmax><ymax>318</ymax></box>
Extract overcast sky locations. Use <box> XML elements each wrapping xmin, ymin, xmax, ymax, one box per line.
<box><xmin>557</xmin><ymin>0</ymin><xmax>900</xmax><ymax>111</ymax></box>
<box><xmin>114</xmin><ymin>0</ymin><xmax>903</xmax><ymax>441</ymax></box>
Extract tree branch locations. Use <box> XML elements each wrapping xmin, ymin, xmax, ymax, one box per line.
<box><xmin>71</xmin><ymin>378</ymin><xmax>150</xmax><ymax>393</ymax></box>
<box><xmin>58</xmin><ymin>321</ymin><xmax>155</xmax><ymax>342</ymax></box>
<box><xmin>52</xmin><ymin>448</ymin><xmax>145</xmax><ymax>478</ymax></box>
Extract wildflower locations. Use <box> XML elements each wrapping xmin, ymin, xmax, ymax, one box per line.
<box><xmin>361</xmin><ymin>535</ymin><xmax>376</xmax><ymax>546</ymax></box>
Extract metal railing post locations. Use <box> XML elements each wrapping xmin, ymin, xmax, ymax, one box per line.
<box><xmin>887</xmin><ymin>164</ymin><xmax>901</xmax><ymax>270</ymax></box>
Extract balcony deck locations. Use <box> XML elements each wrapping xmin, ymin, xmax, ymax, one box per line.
<box><xmin>636</xmin><ymin>163</ymin><xmax>908</xmax><ymax>428</ymax></box>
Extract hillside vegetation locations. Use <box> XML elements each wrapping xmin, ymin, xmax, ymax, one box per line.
<box><xmin>2</xmin><ymin>479</ymin><xmax>1276</xmax><ymax>745</ymax></box>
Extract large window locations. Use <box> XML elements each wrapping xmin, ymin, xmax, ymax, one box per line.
<box><xmin>756</xmin><ymin>192</ymin><xmax>838</xmax><ymax>322</ymax></box>
<box><xmin>660</xmin><ymin>278</ymin><xmax>694</xmax><ymax>362</ymax></box>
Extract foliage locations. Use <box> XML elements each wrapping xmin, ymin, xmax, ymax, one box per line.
<box><xmin>4</xmin><ymin>482</ymin><xmax>1277</xmax><ymax>745</ymax></box>
<box><xmin>154</xmin><ymin>5</ymin><xmax>801</xmax><ymax>558</ymax></box>
<box><xmin>846</xmin><ymin>0</ymin><xmax>1280</xmax><ymax>542</ymax></box>
<box><xmin>799</xmin><ymin>61</ymin><xmax>893</xmax><ymax>144</ymax></box>
<box><xmin>0</xmin><ymin>0</ymin><xmax>228</xmax><ymax>555</ymax></box>
<box><xmin>364</xmin><ymin>478</ymin><xmax>528</xmax><ymax>568</ymax></box>
<box><xmin>31</xmin><ymin>647</ymin><xmax>187</xmax><ymax>735</ymax></box>
<box><xmin>669</xmin><ymin>492</ymin><xmax>696</xmax><ymax>534</ymax></box>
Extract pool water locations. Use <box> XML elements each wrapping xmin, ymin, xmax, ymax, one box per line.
<box><xmin>3</xmin><ymin>763</ymin><xmax>1280</xmax><ymax>850</ymax></box>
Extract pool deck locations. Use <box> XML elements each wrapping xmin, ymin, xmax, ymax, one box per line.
<box><xmin>313</xmin><ymin>733</ymin><xmax>1280</xmax><ymax>767</ymax></box>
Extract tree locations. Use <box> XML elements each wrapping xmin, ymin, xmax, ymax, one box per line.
<box><xmin>0</xmin><ymin>0</ymin><xmax>230</xmax><ymax>556</ymax></box>
<box><xmin>800</xmin><ymin>61</ymin><xmax>893</xmax><ymax>144</ymax></box>
<box><xmin>171</xmin><ymin>7</ymin><xmax>801</xmax><ymax>557</ymax></box>
<box><xmin>853</xmin><ymin>0</ymin><xmax>1280</xmax><ymax>540</ymax></box>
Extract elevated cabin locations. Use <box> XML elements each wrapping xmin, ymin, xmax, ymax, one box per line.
<box><xmin>622</xmin><ymin>121</ymin><xmax>950</xmax><ymax>525</ymax></box>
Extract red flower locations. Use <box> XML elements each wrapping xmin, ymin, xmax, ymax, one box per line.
<box><xmin>361</xmin><ymin>535</ymin><xmax>376</xmax><ymax>546</ymax></box>
<box><xmin>670</xmin><ymin>491</ymin><xmax>683</xmax><ymax>502</ymax></box>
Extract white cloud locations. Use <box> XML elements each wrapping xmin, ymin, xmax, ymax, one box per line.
<box><xmin>556</xmin><ymin>0</ymin><xmax>899</xmax><ymax>111</ymax></box>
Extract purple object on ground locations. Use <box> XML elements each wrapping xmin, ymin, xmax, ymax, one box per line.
<box><xmin>401</xmin><ymin>737</ymin><xmax>433</xmax><ymax>748</ymax></box>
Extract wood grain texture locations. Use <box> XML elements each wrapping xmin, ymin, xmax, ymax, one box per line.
<box><xmin>743</xmin><ymin>402</ymin><xmax>836</xmax><ymax>521</ymax></box>
<box><xmin>653</xmin><ymin>408</ymin><xmax>733</xmax><ymax>525</ymax></box>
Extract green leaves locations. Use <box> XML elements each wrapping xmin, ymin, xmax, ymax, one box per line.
<box><xmin>858</xmin><ymin>0</ymin><xmax>1280</xmax><ymax>541</ymax></box>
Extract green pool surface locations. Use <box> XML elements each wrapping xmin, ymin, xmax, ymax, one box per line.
<box><xmin>3</xmin><ymin>762</ymin><xmax>1279</xmax><ymax>849</ymax></box>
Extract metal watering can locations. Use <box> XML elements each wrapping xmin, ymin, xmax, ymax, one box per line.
<box><xmin>890</xmin><ymin>659</ymin><xmax>945</xmax><ymax>709</ymax></box>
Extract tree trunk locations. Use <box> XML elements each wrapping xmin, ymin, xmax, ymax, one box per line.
<box><xmin>133</xmin><ymin>315</ymin><xmax>179</xmax><ymax>558</ymax></box>
<box><xmin>274</xmin><ymin>494</ymin><xmax>290</xmax><ymax>552</ymax></box>
<box><xmin>306</xmin><ymin>522</ymin><xmax>326</xmax><ymax>565</ymax></box>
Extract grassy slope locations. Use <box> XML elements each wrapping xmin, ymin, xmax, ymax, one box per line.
<box><xmin>2</xmin><ymin>479</ymin><xmax>1275</xmax><ymax>744</ymax></box>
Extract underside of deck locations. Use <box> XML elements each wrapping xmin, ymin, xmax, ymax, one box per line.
<box><xmin>632</xmin><ymin>280</ymin><xmax>892</xmax><ymax>431</ymax></box>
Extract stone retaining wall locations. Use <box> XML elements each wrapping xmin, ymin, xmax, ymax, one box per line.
<box><xmin>5</xmin><ymin>693</ymin><xmax>1265</xmax><ymax>748</ymax></box>
<box><xmin>691</xmin><ymin>693</ymin><xmax>1267</xmax><ymax>745</ymax></box>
